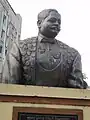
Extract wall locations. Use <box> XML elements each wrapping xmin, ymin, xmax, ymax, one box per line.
<box><xmin>0</xmin><ymin>0</ymin><xmax>22</xmax><ymax>79</ymax></box>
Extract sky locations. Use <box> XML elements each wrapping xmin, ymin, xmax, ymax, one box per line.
<box><xmin>8</xmin><ymin>0</ymin><xmax>90</xmax><ymax>85</ymax></box>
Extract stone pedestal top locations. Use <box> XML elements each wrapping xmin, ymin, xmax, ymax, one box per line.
<box><xmin>0</xmin><ymin>83</ymin><xmax>90</xmax><ymax>99</ymax></box>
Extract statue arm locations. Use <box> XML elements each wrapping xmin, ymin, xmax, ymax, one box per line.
<box><xmin>2</xmin><ymin>42</ymin><xmax>22</xmax><ymax>84</ymax></box>
<box><xmin>68</xmin><ymin>52</ymin><xmax>87</xmax><ymax>88</ymax></box>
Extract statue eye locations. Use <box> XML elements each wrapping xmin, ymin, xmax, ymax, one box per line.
<box><xmin>48</xmin><ymin>18</ymin><xmax>56</xmax><ymax>23</ymax></box>
<box><xmin>48</xmin><ymin>18</ymin><xmax>61</xmax><ymax>24</ymax></box>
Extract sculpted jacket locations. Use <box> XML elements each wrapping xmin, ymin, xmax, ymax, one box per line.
<box><xmin>2</xmin><ymin>36</ymin><xmax>87</xmax><ymax>88</ymax></box>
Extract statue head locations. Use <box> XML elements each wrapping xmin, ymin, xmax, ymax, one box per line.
<box><xmin>37</xmin><ymin>9</ymin><xmax>61</xmax><ymax>38</ymax></box>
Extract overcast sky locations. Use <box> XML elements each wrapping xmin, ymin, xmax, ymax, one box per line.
<box><xmin>8</xmin><ymin>0</ymin><xmax>90</xmax><ymax>85</ymax></box>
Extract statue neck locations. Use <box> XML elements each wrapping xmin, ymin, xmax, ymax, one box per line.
<box><xmin>38</xmin><ymin>33</ymin><xmax>55</xmax><ymax>44</ymax></box>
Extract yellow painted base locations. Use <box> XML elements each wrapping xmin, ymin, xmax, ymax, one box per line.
<box><xmin>0</xmin><ymin>83</ymin><xmax>90</xmax><ymax>120</ymax></box>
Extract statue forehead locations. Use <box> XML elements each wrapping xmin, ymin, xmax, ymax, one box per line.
<box><xmin>37</xmin><ymin>9</ymin><xmax>61</xmax><ymax>22</ymax></box>
<box><xmin>48</xmin><ymin>11</ymin><xmax>61</xmax><ymax>19</ymax></box>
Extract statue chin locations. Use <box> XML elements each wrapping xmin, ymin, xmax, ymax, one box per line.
<box><xmin>42</xmin><ymin>31</ymin><xmax>59</xmax><ymax>39</ymax></box>
<box><xmin>47</xmin><ymin>30</ymin><xmax>60</xmax><ymax>38</ymax></box>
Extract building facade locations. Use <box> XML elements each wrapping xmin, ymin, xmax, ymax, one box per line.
<box><xmin>0</xmin><ymin>0</ymin><xmax>22</xmax><ymax>79</ymax></box>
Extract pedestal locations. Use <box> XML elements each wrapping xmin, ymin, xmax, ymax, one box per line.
<box><xmin>0</xmin><ymin>84</ymin><xmax>90</xmax><ymax>120</ymax></box>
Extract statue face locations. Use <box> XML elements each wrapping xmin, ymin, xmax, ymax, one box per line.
<box><xmin>39</xmin><ymin>11</ymin><xmax>61</xmax><ymax>38</ymax></box>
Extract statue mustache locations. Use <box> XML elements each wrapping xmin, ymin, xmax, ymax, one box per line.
<box><xmin>48</xmin><ymin>25</ymin><xmax>60</xmax><ymax>31</ymax></box>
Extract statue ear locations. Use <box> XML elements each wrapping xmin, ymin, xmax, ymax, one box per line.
<box><xmin>37</xmin><ymin>20</ymin><xmax>41</xmax><ymax>28</ymax></box>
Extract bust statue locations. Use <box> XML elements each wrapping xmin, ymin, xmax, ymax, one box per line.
<box><xmin>2</xmin><ymin>9</ymin><xmax>88</xmax><ymax>88</ymax></box>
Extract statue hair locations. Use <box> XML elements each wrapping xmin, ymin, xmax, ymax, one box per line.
<box><xmin>37</xmin><ymin>9</ymin><xmax>60</xmax><ymax>22</ymax></box>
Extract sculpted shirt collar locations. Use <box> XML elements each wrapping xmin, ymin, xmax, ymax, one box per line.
<box><xmin>37</xmin><ymin>33</ymin><xmax>55</xmax><ymax>44</ymax></box>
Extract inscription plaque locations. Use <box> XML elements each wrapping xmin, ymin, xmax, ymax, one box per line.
<box><xmin>12</xmin><ymin>107</ymin><xmax>82</xmax><ymax>120</ymax></box>
<box><xmin>18</xmin><ymin>113</ymin><xmax>78</xmax><ymax>120</ymax></box>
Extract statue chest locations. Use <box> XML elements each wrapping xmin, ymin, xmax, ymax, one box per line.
<box><xmin>21</xmin><ymin>41</ymin><xmax>72</xmax><ymax>72</ymax></box>
<box><xmin>20</xmin><ymin>40</ymin><xmax>73</xmax><ymax>84</ymax></box>
<box><xmin>36</xmin><ymin>42</ymin><xmax>63</xmax><ymax>71</ymax></box>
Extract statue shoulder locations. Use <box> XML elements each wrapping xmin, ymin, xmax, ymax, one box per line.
<box><xmin>19</xmin><ymin>37</ymin><xmax>37</xmax><ymax>46</ymax></box>
<box><xmin>19</xmin><ymin>37</ymin><xmax>37</xmax><ymax>49</ymax></box>
<box><xmin>56</xmin><ymin>40</ymin><xmax>80</xmax><ymax>58</ymax></box>
<box><xmin>19</xmin><ymin>37</ymin><xmax>37</xmax><ymax>56</ymax></box>
<box><xmin>56</xmin><ymin>39</ymin><xmax>69</xmax><ymax>49</ymax></box>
